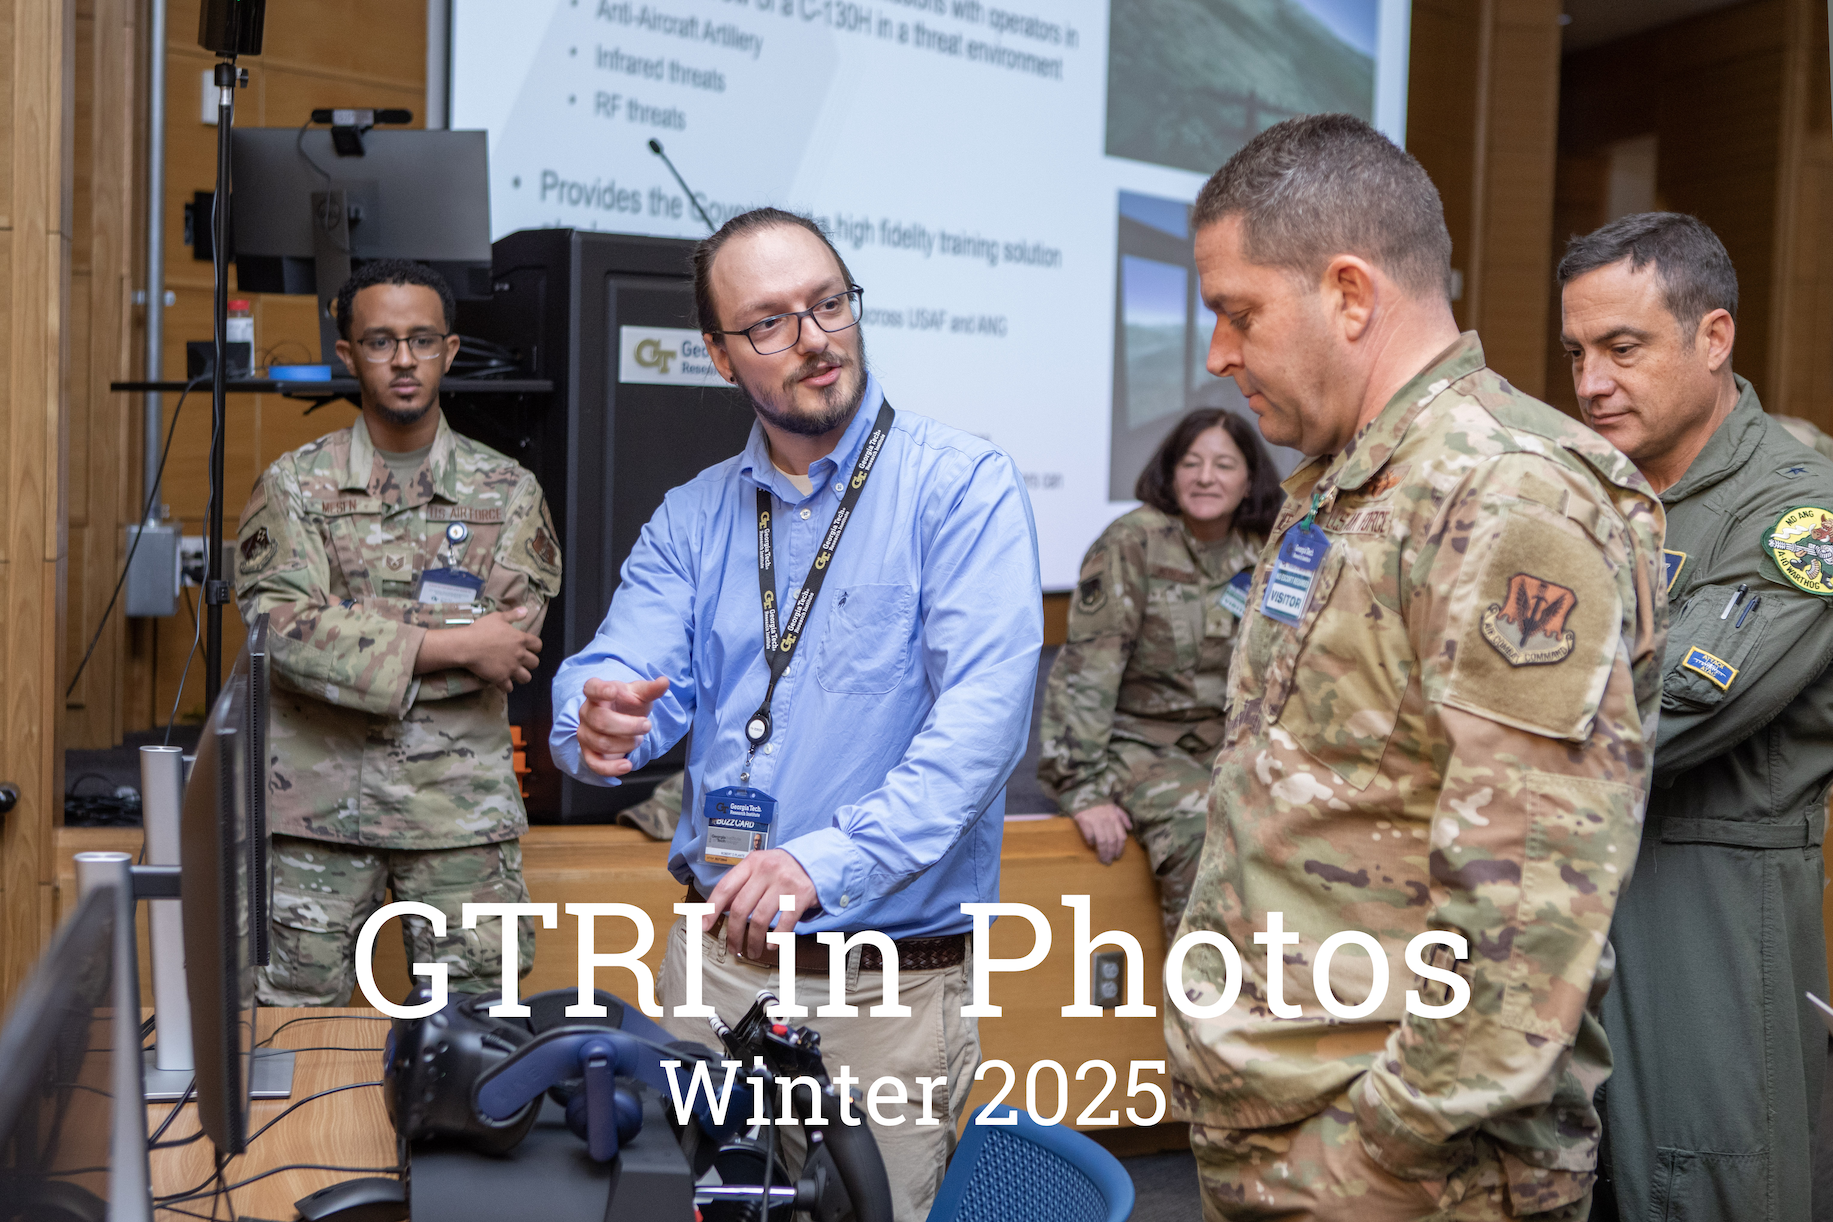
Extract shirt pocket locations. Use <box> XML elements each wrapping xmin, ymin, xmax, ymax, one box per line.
<box><xmin>1661</xmin><ymin>583</ymin><xmax>1769</xmax><ymax>712</ymax></box>
<box><xmin>1276</xmin><ymin>550</ymin><xmax>1413</xmax><ymax>792</ymax></box>
<box><xmin>314</xmin><ymin>498</ymin><xmax>388</xmax><ymax>599</ymax></box>
<box><xmin>815</xmin><ymin>583</ymin><xmax>917</xmax><ymax>695</ymax></box>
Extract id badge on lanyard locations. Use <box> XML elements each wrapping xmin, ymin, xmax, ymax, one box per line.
<box><xmin>702</xmin><ymin>403</ymin><xmax>895</xmax><ymax>871</ymax></box>
<box><xmin>1261</xmin><ymin>520</ymin><xmax>1330</xmax><ymax>625</ymax></box>
<box><xmin>702</xmin><ymin>786</ymin><xmax>778</xmax><ymax>865</ymax></box>
<box><xmin>417</xmin><ymin>568</ymin><xmax>483</xmax><ymax>604</ymax></box>
<box><xmin>1219</xmin><ymin>569</ymin><xmax>1253</xmax><ymax>618</ymax></box>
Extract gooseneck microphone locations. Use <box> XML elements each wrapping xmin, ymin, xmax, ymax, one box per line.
<box><xmin>648</xmin><ymin>138</ymin><xmax>718</xmax><ymax>233</ymax></box>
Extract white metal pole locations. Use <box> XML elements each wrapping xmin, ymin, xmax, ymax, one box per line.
<box><xmin>144</xmin><ymin>0</ymin><xmax>167</xmax><ymax>517</ymax></box>
<box><xmin>140</xmin><ymin>744</ymin><xmax>191</xmax><ymax>1074</ymax></box>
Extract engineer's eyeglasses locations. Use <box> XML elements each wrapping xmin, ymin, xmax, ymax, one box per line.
<box><xmin>355</xmin><ymin>332</ymin><xmax>452</xmax><ymax>362</ymax></box>
<box><xmin>714</xmin><ymin>287</ymin><xmax>864</xmax><ymax>356</ymax></box>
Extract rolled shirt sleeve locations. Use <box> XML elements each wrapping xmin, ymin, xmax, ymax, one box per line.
<box><xmin>1354</xmin><ymin>454</ymin><xmax>1663</xmax><ymax>1175</ymax></box>
<box><xmin>1038</xmin><ymin>528</ymin><xmax>1142</xmax><ymax>815</ymax></box>
<box><xmin>235</xmin><ymin>463</ymin><xmax>426</xmax><ymax>718</ymax></box>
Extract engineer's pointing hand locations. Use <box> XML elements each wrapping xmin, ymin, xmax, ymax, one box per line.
<box><xmin>578</xmin><ymin>676</ymin><xmax>670</xmax><ymax>777</ymax></box>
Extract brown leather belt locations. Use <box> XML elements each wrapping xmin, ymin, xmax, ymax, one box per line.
<box><xmin>684</xmin><ymin>884</ymin><xmax>967</xmax><ymax>974</ymax></box>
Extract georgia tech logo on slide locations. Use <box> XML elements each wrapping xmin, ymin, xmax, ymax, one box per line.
<box><xmin>633</xmin><ymin>337</ymin><xmax>677</xmax><ymax>374</ymax></box>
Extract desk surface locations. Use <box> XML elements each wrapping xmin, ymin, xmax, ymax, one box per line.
<box><xmin>147</xmin><ymin>1009</ymin><xmax>397</xmax><ymax>1222</ymax></box>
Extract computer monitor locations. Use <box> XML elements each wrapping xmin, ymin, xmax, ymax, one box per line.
<box><xmin>0</xmin><ymin>887</ymin><xmax>133</xmax><ymax>1221</ymax></box>
<box><xmin>181</xmin><ymin>621</ymin><xmax>287</xmax><ymax>1155</ymax></box>
<box><xmin>246</xmin><ymin>615</ymin><xmax>271</xmax><ymax>969</ymax></box>
<box><xmin>229</xmin><ymin>127</ymin><xmax>492</xmax><ymax>300</ymax></box>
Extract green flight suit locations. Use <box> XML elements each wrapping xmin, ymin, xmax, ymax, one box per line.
<box><xmin>1599</xmin><ymin>379</ymin><xmax>1833</xmax><ymax>1222</ymax></box>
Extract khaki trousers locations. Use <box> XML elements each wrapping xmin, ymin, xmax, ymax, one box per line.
<box><xmin>657</xmin><ymin>917</ymin><xmax>979</xmax><ymax>1222</ymax></box>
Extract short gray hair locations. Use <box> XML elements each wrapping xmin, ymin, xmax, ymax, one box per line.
<box><xmin>1555</xmin><ymin>211</ymin><xmax>1738</xmax><ymax>329</ymax></box>
<box><xmin>1192</xmin><ymin>113</ymin><xmax>1452</xmax><ymax>300</ymax></box>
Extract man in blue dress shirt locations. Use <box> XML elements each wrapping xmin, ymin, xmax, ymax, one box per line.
<box><xmin>549</xmin><ymin>208</ymin><xmax>1043</xmax><ymax>1219</ymax></box>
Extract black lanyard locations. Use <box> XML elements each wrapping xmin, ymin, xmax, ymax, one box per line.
<box><xmin>743</xmin><ymin>401</ymin><xmax>895</xmax><ymax>772</ymax></box>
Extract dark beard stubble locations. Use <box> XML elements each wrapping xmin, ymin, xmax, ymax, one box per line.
<box><xmin>737</xmin><ymin>333</ymin><xmax>869</xmax><ymax>438</ymax></box>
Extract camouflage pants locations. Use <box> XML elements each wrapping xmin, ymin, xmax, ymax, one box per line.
<box><xmin>1191</xmin><ymin>1095</ymin><xmax>1591</xmax><ymax>1222</ymax></box>
<box><xmin>1109</xmin><ymin>736</ymin><xmax>1213</xmax><ymax>945</ymax></box>
<box><xmin>258</xmin><ymin>834</ymin><xmax>537</xmax><ymax>1007</ymax></box>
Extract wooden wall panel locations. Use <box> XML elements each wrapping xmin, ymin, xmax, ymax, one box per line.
<box><xmin>1547</xmin><ymin>0</ymin><xmax>1816</xmax><ymax>418</ymax></box>
<box><xmin>2</xmin><ymin>0</ymin><xmax>76</xmax><ymax>1003</ymax></box>
<box><xmin>1408</xmin><ymin>0</ymin><xmax>1563</xmax><ymax>397</ymax></box>
<box><xmin>64</xmin><ymin>0</ymin><xmax>137</xmax><ymax>749</ymax></box>
<box><xmin>1766</xmin><ymin>0</ymin><xmax>1833</xmax><ymax>429</ymax></box>
<box><xmin>1405</xmin><ymin>0</ymin><xmax>1481</xmax><ymax>332</ymax></box>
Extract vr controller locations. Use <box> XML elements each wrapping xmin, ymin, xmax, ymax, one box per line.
<box><xmin>383</xmin><ymin>986</ymin><xmax>894</xmax><ymax>1222</ymax></box>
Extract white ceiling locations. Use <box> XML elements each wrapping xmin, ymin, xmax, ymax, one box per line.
<box><xmin>1560</xmin><ymin>0</ymin><xmax>1748</xmax><ymax>52</ymax></box>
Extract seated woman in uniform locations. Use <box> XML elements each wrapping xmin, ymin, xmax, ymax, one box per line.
<box><xmin>1038</xmin><ymin>408</ymin><xmax>1280</xmax><ymax>943</ymax></box>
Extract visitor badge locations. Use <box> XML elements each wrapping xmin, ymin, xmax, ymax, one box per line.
<box><xmin>702</xmin><ymin>786</ymin><xmax>777</xmax><ymax>866</ymax></box>
<box><xmin>1219</xmin><ymin>570</ymin><xmax>1253</xmax><ymax>619</ymax></box>
<box><xmin>1261</xmin><ymin>522</ymin><xmax>1330</xmax><ymax>625</ymax></box>
<box><xmin>417</xmin><ymin>567</ymin><xmax>484</xmax><ymax>604</ymax></box>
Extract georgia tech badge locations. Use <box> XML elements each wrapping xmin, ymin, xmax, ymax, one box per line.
<box><xmin>1480</xmin><ymin>572</ymin><xmax>1578</xmax><ymax>666</ymax></box>
<box><xmin>1766</xmin><ymin>506</ymin><xmax>1833</xmax><ymax>596</ymax></box>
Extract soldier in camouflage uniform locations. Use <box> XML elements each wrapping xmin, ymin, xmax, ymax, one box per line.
<box><xmin>1170</xmin><ymin>117</ymin><xmax>1666</xmax><ymax>1221</ymax></box>
<box><xmin>237</xmin><ymin>260</ymin><xmax>562</xmax><ymax>1006</ymax></box>
<box><xmin>1039</xmin><ymin>409</ymin><xmax>1278</xmax><ymax>943</ymax></box>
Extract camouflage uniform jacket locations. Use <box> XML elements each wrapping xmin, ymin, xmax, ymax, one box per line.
<box><xmin>234</xmin><ymin>413</ymin><xmax>562</xmax><ymax>850</ymax></box>
<box><xmin>1039</xmin><ymin>505</ymin><xmax>1261</xmax><ymax>813</ymax></box>
<box><xmin>1166</xmin><ymin>334</ymin><xmax>1666</xmax><ymax>1210</ymax></box>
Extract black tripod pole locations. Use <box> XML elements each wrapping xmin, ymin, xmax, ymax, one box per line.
<box><xmin>204</xmin><ymin>58</ymin><xmax>239</xmax><ymax>713</ymax></box>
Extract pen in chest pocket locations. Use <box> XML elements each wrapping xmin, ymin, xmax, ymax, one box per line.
<box><xmin>1720</xmin><ymin>583</ymin><xmax>1749</xmax><ymax>619</ymax></box>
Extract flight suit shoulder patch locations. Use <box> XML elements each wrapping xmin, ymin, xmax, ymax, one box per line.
<box><xmin>1765</xmin><ymin>505</ymin><xmax>1833</xmax><ymax>596</ymax></box>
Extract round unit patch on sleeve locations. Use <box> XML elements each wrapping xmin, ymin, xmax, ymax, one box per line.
<box><xmin>1765</xmin><ymin>506</ymin><xmax>1833</xmax><ymax>596</ymax></box>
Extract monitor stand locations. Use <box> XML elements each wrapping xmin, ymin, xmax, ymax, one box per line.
<box><xmin>143</xmin><ymin>1048</ymin><xmax>293</xmax><ymax>1102</ymax></box>
<box><xmin>142</xmin><ymin>1053</ymin><xmax>192</xmax><ymax>1103</ymax></box>
<box><xmin>251</xmin><ymin>1047</ymin><xmax>296</xmax><ymax>1098</ymax></box>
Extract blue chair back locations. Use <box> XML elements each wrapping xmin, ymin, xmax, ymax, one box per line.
<box><xmin>926</xmin><ymin>1106</ymin><xmax>1134</xmax><ymax>1222</ymax></box>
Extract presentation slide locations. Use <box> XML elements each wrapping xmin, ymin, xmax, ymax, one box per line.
<box><xmin>452</xmin><ymin>0</ymin><xmax>1407</xmax><ymax>588</ymax></box>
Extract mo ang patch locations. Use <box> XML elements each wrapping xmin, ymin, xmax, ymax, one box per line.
<box><xmin>1766</xmin><ymin>505</ymin><xmax>1833</xmax><ymax>596</ymax></box>
<box><xmin>1480</xmin><ymin>572</ymin><xmax>1578</xmax><ymax>667</ymax></box>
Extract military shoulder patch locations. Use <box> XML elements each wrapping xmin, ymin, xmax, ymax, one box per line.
<box><xmin>239</xmin><ymin>525</ymin><xmax>276</xmax><ymax>570</ymax></box>
<box><xmin>1076</xmin><ymin>573</ymin><xmax>1106</xmax><ymax>614</ymax></box>
<box><xmin>1680</xmin><ymin>646</ymin><xmax>1737</xmax><ymax>691</ymax></box>
<box><xmin>525</xmin><ymin>523</ymin><xmax>560</xmax><ymax>573</ymax></box>
<box><xmin>1765</xmin><ymin>506</ymin><xmax>1833</xmax><ymax>596</ymax></box>
<box><xmin>1663</xmin><ymin>549</ymin><xmax>1687</xmax><ymax>594</ymax></box>
<box><xmin>1444</xmin><ymin>508</ymin><xmax>1620</xmax><ymax>742</ymax></box>
<box><xmin>1480</xmin><ymin>573</ymin><xmax>1578</xmax><ymax>666</ymax></box>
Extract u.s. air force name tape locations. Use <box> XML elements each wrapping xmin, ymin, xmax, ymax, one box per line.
<box><xmin>617</xmin><ymin>326</ymin><xmax>729</xmax><ymax>388</ymax></box>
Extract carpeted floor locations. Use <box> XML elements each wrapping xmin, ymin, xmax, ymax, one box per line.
<box><xmin>1121</xmin><ymin>1149</ymin><xmax>1203</xmax><ymax>1220</ymax></box>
